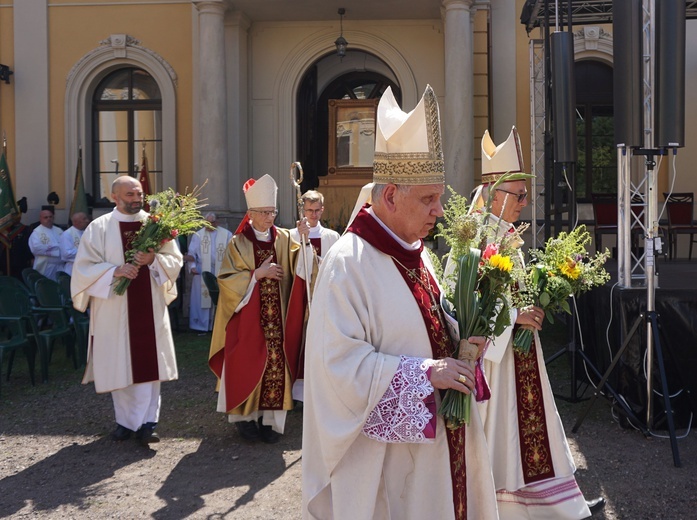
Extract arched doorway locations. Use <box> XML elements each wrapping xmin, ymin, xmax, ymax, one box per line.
<box><xmin>296</xmin><ymin>51</ymin><xmax>400</xmax><ymax>229</ymax></box>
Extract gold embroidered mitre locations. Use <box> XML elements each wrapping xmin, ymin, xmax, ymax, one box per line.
<box><xmin>372</xmin><ymin>84</ymin><xmax>445</xmax><ymax>185</ymax></box>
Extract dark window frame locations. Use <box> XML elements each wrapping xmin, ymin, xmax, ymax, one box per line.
<box><xmin>574</xmin><ymin>60</ymin><xmax>615</xmax><ymax>201</ymax></box>
<box><xmin>91</xmin><ymin>67</ymin><xmax>162</xmax><ymax>207</ymax></box>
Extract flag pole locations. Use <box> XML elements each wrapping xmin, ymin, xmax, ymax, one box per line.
<box><xmin>2</xmin><ymin>133</ymin><xmax>8</xmax><ymax>276</ymax></box>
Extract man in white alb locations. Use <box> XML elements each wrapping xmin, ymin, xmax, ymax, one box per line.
<box><xmin>28</xmin><ymin>209</ymin><xmax>64</xmax><ymax>280</ymax></box>
<box><xmin>188</xmin><ymin>212</ymin><xmax>232</xmax><ymax>332</ymax></box>
<box><xmin>60</xmin><ymin>212</ymin><xmax>90</xmax><ymax>275</ymax></box>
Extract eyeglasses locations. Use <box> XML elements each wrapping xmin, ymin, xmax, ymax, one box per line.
<box><xmin>496</xmin><ymin>189</ymin><xmax>528</xmax><ymax>204</ymax></box>
<box><xmin>251</xmin><ymin>209</ymin><xmax>278</xmax><ymax>217</ymax></box>
<box><xmin>304</xmin><ymin>208</ymin><xmax>323</xmax><ymax>215</ymax></box>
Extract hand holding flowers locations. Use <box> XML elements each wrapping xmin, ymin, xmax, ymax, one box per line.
<box><xmin>112</xmin><ymin>185</ymin><xmax>214</xmax><ymax>295</ymax></box>
<box><xmin>511</xmin><ymin>224</ymin><xmax>611</xmax><ymax>352</ymax></box>
<box><xmin>433</xmin><ymin>187</ymin><xmax>524</xmax><ymax>429</ymax></box>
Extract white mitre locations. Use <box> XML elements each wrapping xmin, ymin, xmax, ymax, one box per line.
<box><xmin>480</xmin><ymin>126</ymin><xmax>529</xmax><ymax>185</ymax></box>
<box><xmin>244</xmin><ymin>174</ymin><xmax>277</xmax><ymax>209</ymax></box>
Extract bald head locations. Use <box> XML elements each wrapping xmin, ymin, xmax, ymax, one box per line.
<box><xmin>39</xmin><ymin>209</ymin><xmax>54</xmax><ymax>228</ymax></box>
<box><xmin>112</xmin><ymin>175</ymin><xmax>142</xmax><ymax>194</ymax></box>
<box><xmin>71</xmin><ymin>212</ymin><xmax>90</xmax><ymax>230</ymax></box>
<box><xmin>111</xmin><ymin>176</ymin><xmax>144</xmax><ymax>215</ymax></box>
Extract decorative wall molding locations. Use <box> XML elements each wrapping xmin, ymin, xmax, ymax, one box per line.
<box><xmin>574</xmin><ymin>26</ymin><xmax>613</xmax><ymax>64</ymax></box>
<box><xmin>68</xmin><ymin>34</ymin><xmax>178</xmax><ymax>87</ymax></box>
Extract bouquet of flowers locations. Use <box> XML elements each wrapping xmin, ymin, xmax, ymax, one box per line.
<box><xmin>434</xmin><ymin>187</ymin><xmax>525</xmax><ymax>429</ymax></box>
<box><xmin>511</xmin><ymin>224</ymin><xmax>611</xmax><ymax>353</ymax></box>
<box><xmin>113</xmin><ymin>185</ymin><xmax>213</xmax><ymax>295</ymax></box>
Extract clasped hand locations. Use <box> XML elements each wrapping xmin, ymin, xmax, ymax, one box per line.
<box><xmin>115</xmin><ymin>249</ymin><xmax>155</xmax><ymax>280</ymax></box>
<box><xmin>255</xmin><ymin>256</ymin><xmax>284</xmax><ymax>281</ymax></box>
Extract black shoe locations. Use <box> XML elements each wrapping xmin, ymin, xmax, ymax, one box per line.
<box><xmin>236</xmin><ymin>420</ymin><xmax>260</xmax><ymax>441</ymax></box>
<box><xmin>257</xmin><ymin>417</ymin><xmax>280</xmax><ymax>444</ymax></box>
<box><xmin>111</xmin><ymin>424</ymin><xmax>133</xmax><ymax>441</ymax></box>
<box><xmin>135</xmin><ymin>422</ymin><xmax>160</xmax><ymax>446</ymax></box>
<box><xmin>586</xmin><ymin>497</ymin><xmax>606</xmax><ymax>517</ymax></box>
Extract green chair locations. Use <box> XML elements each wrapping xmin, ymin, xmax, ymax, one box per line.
<box><xmin>56</xmin><ymin>274</ymin><xmax>90</xmax><ymax>367</ymax></box>
<box><xmin>0</xmin><ymin>288</ymin><xmax>37</xmax><ymax>397</ymax></box>
<box><xmin>56</xmin><ymin>270</ymin><xmax>71</xmax><ymax>293</ymax></box>
<box><xmin>32</xmin><ymin>278</ymin><xmax>77</xmax><ymax>382</ymax></box>
<box><xmin>21</xmin><ymin>267</ymin><xmax>46</xmax><ymax>304</ymax></box>
<box><xmin>202</xmin><ymin>271</ymin><xmax>220</xmax><ymax>306</ymax></box>
<box><xmin>0</xmin><ymin>275</ymin><xmax>33</xmax><ymax>299</ymax></box>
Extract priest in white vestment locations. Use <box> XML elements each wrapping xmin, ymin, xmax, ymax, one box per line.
<box><xmin>71</xmin><ymin>176</ymin><xmax>182</xmax><ymax>446</ymax></box>
<box><xmin>473</xmin><ymin>127</ymin><xmax>602</xmax><ymax>519</ymax></box>
<box><xmin>28</xmin><ymin>209</ymin><xmax>64</xmax><ymax>280</ymax></box>
<box><xmin>289</xmin><ymin>189</ymin><xmax>340</xmax><ymax>401</ymax></box>
<box><xmin>289</xmin><ymin>189</ymin><xmax>340</xmax><ymax>263</ymax></box>
<box><xmin>302</xmin><ymin>85</ymin><xmax>499</xmax><ymax>520</ymax></box>
<box><xmin>59</xmin><ymin>212</ymin><xmax>90</xmax><ymax>275</ymax></box>
<box><xmin>188</xmin><ymin>212</ymin><xmax>232</xmax><ymax>332</ymax></box>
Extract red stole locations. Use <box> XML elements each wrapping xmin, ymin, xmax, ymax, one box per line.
<box><xmin>119</xmin><ymin>221</ymin><xmax>159</xmax><ymax>383</ymax></box>
<box><xmin>512</xmin><ymin>325</ymin><xmax>555</xmax><ymax>483</ymax></box>
<box><xmin>309</xmin><ymin>237</ymin><xmax>322</xmax><ymax>256</ymax></box>
<box><xmin>346</xmin><ymin>208</ymin><xmax>468</xmax><ymax>520</ymax></box>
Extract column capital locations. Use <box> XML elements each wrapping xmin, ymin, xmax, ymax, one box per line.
<box><xmin>442</xmin><ymin>0</ymin><xmax>475</xmax><ymax>10</ymax></box>
<box><xmin>226</xmin><ymin>11</ymin><xmax>251</xmax><ymax>31</ymax></box>
<box><xmin>194</xmin><ymin>0</ymin><xmax>226</xmax><ymax>15</ymax></box>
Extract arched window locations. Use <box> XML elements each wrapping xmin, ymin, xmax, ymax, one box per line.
<box><xmin>575</xmin><ymin>60</ymin><xmax>615</xmax><ymax>199</ymax></box>
<box><xmin>92</xmin><ymin>67</ymin><xmax>162</xmax><ymax>205</ymax></box>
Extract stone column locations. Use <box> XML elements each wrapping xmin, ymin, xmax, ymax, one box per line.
<box><xmin>195</xmin><ymin>1</ymin><xmax>228</xmax><ymax>210</ymax></box>
<box><xmin>14</xmin><ymin>0</ymin><xmax>50</xmax><ymax>221</ymax></box>
<box><xmin>442</xmin><ymin>0</ymin><xmax>475</xmax><ymax>197</ymax></box>
<box><xmin>225</xmin><ymin>12</ymin><xmax>250</xmax><ymax>216</ymax></box>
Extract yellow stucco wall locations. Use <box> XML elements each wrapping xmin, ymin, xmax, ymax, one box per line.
<box><xmin>515</xmin><ymin>0</ymin><xmax>533</xmax><ymax>180</ymax></box>
<box><xmin>46</xmin><ymin>1</ymin><xmax>194</xmax><ymax>206</ymax></box>
<box><xmin>473</xmin><ymin>8</ymin><xmax>489</xmax><ymax>185</ymax></box>
<box><xmin>0</xmin><ymin>2</ymin><xmax>15</xmax><ymax>178</ymax></box>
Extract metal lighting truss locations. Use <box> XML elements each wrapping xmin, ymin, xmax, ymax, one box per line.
<box><xmin>529</xmin><ymin>38</ymin><xmax>546</xmax><ymax>249</ymax></box>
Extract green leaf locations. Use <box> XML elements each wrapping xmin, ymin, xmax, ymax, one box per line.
<box><xmin>560</xmin><ymin>300</ymin><xmax>571</xmax><ymax>314</ymax></box>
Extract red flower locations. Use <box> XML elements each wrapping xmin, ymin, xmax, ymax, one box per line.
<box><xmin>482</xmin><ymin>243</ymin><xmax>499</xmax><ymax>260</ymax></box>
<box><xmin>151</xmin><ymin>215</ymin><xmax>160</xmax><ymax>223</ymax></box>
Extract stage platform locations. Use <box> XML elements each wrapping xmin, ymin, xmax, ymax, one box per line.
<box><xmin>576</xmin><ymin>258</ymin><xmax>697</xmax><ymax>428</ymax></box>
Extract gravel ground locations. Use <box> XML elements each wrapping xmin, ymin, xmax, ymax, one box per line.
<box><xmin>1</xmin><ymin>330</ymin><xmax>695</xmax><ymax>519</ymax></box>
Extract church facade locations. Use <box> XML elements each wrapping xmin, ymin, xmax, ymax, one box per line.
<box><xmin>1</xmin><ymin>0</ymin><xmax>696</xmax><ymax>248</ymax></box>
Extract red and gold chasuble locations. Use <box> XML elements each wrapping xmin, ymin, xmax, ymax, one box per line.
<box><xmin>217</xmin><ymin>223</ymin><xmax>306</xmax><ymax>414</ymax></box>
<box><xmin>347</xmin><ymin>208</ymin><xmax>468</xmax><ymax>520</ymax></box>
<box><xmin>243</xmin><ymin>224</ymin><xmax>287</xmax><ymax>409</ymax></box>
<box><xmin>119</xmin><ymin>221</ymin><xmax>159</xmax><ymax>384</ymax></box>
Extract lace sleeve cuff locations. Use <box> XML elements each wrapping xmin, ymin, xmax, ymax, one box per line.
<box><xmin>362</xmin><ymin>356</ymin><xmax>437</xmax><ymax>443</ymax></box>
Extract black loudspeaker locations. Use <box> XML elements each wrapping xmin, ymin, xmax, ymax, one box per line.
<box><xmin>655</xmin><ymin>0</ymin><xmax>686</xmax><ymax>148</ymax></box>
<box><xmin>613</xmin><ymin>0</ymin><xmax>643</xmax><ymax>148</ymax></box>
<box><xmin>551</xmin><ymin>31</ymin><xmax>577</xmax><ymax>163</ymax></box>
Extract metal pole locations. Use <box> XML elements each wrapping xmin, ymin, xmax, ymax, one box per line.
<box><xmin>643</xmin><ymin>0</ymin><xmax>656</xmax><ymax>429</ymax></box>
<box><xmin>290</xmin><ymin>162</ymin><xmax>313</xmax><ymax>306</ymax></box>
<box><xmin>618</xmin><ymin>146</ymin><xmax>631</xmax><ymax>287</ymax></box>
